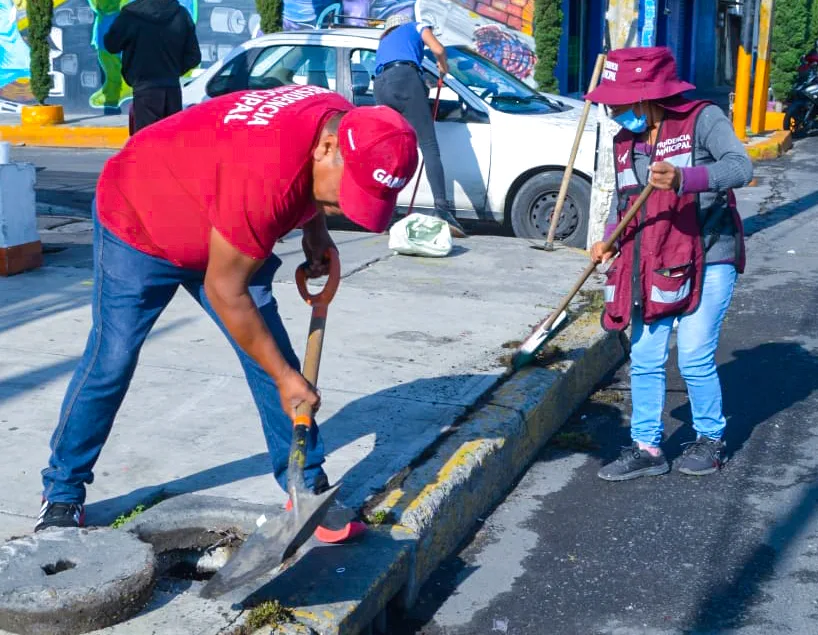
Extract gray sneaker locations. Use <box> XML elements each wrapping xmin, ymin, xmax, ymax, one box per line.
<box><xmin>597</xmin><ymin>443</ymin><xmax>670</xmax><ymax>481</ymax></box>
<box><xmin>677</xmin><ymin>436</ymin><xmax>724</xmax><ymax>475</ymax></box>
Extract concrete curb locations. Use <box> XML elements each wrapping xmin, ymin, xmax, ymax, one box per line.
<box><xmin>745</xmin><ymin>130</ymin><xmax>793</xmax><ymax>162</ymax></box>
<box><xmin>242</xmin><ymin>301</ymin><xmax>625</xmax><ymax>634</ymax></box>
<box><xmin>0</xmin><ymin>125</ymin><xmax>127</xmax><ymax>149</ymax></box>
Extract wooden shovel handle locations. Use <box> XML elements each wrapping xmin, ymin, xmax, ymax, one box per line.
<box><xmin>293</xmin><ymin>249</ymin><xmax>341</xmax><ymax>425</ymax></box>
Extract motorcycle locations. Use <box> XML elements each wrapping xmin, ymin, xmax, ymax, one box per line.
<box><xmin>784</xmin><ymin>55</ymin><xmax>818</xmax><ymax>138</ymax></box>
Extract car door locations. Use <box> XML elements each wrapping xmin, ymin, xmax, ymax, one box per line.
<box><xmin>345</xmin><ymin>47</ymin><xmax>492</xmax><ymax>216</ymax></box>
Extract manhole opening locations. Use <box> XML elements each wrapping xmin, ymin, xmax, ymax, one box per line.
<box><xmin>162</xmin><ymin>550</ymin><xmax>218</xmax><ymax>581</ymax></box>
<box><xmin>157</xmin><ymin>539</ymin><xmax>243</xmax><ymax>582</ymax></box>
<box><xmin>42</xmin><ymin>559</ymin><xmax>76</xmax><ymax>576</ymax></box>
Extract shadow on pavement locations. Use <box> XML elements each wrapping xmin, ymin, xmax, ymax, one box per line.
<box><xmin>666</xmin><ymin>342</ymin><xmax>818</xmax><ymax>461</ymax></box>
<box><xmin>743</xmin><ymin>187</ymin><xmax>818</xmax><ymax>238</ymax></box>
<box><xmin>0</xmin><ymin>319</ymin><xmax>195</xmax><ymax>409</ymax></box>
<box><xmin>687</xmin><ymin>477</ymin><xmax>818</xmax><ymax>631</ymax></box>
<box><xmin>84</xmin><ymin>372</ymin><xmax>494</xmax><ymax>525</ymax></box>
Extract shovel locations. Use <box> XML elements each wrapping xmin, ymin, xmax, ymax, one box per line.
<box><xmin>200</xmin><ymin>249</ymin><xmax>343</xmax><ymax>599</ymax></box>
<box><xmin>512</xmin><ymin>184</ymin><xmax>655</xmax><ymax>369</ymax></box>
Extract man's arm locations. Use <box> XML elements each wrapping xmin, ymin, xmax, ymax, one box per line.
<box><xmin>103</xmin><ymin>14</ymin><xmax>127</xmax><ymax>54</ymax></box>
<box><xmin>205</xmin><ymin>228</ymin><xmax>319</xmax><ymax>420</ymax></box>
<box><xmin>421</xmin><ymin>27</ymin><xmax>448</xmax><ymax>76</ymax></box>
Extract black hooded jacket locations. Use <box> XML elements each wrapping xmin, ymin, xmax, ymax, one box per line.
<box><xmin>104</xmin><ymin>0</ymin><xmax>201</xmax><ymax>90</ymax></box>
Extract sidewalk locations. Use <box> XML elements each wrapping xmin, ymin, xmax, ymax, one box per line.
<box><xmin>0</xmin><ymin>218</ymin><xmax>622</xmax><ymax>634</ymax></box>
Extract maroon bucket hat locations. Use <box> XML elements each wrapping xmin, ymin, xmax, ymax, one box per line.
<box><xmin>585</xmin><ymin>46</ymin><xmax>695</xmax><ymax>106</ymax></box>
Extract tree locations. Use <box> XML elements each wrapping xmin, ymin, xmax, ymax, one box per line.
<box><xmin>256</xmin><ymin>0</ymin><xmax>283</xmax><ymax>34</ymax></box>
<box><xmin>771</xmin><ymin>0</ymin><xmax>809</xmax><ymax>99</ymax></box>
<box><xmin>533</xmin><ymin>0</ymin><xmax>562</xmax><ymax>93</ymax></box>
<box><xmin>27</xmin><ymin>0</ymin><xmax>54</xmax><ymax>105</ymax></box>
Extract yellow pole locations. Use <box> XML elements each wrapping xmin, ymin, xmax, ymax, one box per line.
<box><xmin>734</xmin><ymin>48</ymin><xmax>753</xmax><ymax>140</ymax></box>
<box><xmin>750</xmin><ymin>0</ymin><xmax>775</xmax><ymax>134</ymax></box>
<box><xmin>732</xmin><ymin>0</ymin><xmax>755</xmax><ymax>140</ymax></box>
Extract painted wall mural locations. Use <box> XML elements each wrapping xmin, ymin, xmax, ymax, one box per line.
<box><xmin>0</xmin><ymin>0</ymin><xmax>536</xmax><ymax>114</ymax></box>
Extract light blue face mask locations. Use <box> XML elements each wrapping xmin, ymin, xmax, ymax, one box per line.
<box><xmin>613</xmin><ymin>108</ymin><xmax>648</xmax><ymax>133</ymax></box>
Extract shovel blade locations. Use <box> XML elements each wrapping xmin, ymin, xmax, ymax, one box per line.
<box><xmin>511</xmin><ymin>310</ymin><xmax>568</xmax><ymax>370</ymax></box>
<box><xmin>200</xmin><ymin>484</ymin><xmax>340</xmax><ymax>599</ymax></box>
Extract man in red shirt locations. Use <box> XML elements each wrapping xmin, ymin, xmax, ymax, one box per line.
<box><xmin>36</xmin><ymin>85</ymin><xmax>418</xmax><ymax>540</ymax></box>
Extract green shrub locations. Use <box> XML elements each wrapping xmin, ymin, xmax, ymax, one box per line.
<box><xmin>533</xmin><ymin>0</ymin><xmax>562</xmax><ymax>93</ymax></box>
<box><xmin>771</xmin><ymin>0</ymin><xmax>811</xmax><ymax>100</ymax></box>
<box><xmin>27</xmin><ymin>0</ymin><xmax>53</xmax><ymax>104</ymax></box>
<box><xmin>256</xmin><ymin>0</ymin><xmax>283</xmax><ymax>34</ymax></box>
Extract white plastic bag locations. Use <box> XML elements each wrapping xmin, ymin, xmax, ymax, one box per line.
<box><xmin>388</xmin><ymin>213</ymin><xmax>452</xmax><ymax>257</ymax></box>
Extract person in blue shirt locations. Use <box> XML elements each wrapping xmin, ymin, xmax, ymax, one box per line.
<box><xmin>373</xmin><ymin>13</ymin><xmax>467</xmax><ymax>238</ymax></box>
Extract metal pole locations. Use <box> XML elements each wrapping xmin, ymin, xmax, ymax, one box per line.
<box><xmin>732</xmin><ymin>0</ymin><xmax>755</xmax><ymax>140</ymax></box>
<box><xmin>750</xmin><ymin>0</ymin><xmax>774</xmax><ymax>134</ymax></box>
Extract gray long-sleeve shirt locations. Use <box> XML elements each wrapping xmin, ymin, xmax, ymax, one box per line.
<box><xmin>607</xmin><ymin>104</ymin><xmax>754</xmax><ymax>265</ymax></box>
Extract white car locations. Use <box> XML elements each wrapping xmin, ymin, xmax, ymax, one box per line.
<box><xmin>182</xmin><ymin>28</ymin><xmax>598</xmax><ymax>246</ymax></box>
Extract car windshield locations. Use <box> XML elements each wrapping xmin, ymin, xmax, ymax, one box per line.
<box><xmin>428</xmin><ymin>46</ymin><xmax>566</xmax><ymax>115</ymax></box>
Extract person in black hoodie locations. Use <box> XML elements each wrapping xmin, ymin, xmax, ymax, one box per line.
<box><xmin>104</xmin><ymin>0</ymin><xmax>201</xmax><ymax>133</ymax></box>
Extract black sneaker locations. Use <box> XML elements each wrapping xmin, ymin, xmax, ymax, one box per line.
<box><xmin>597</xmin><ymin>443</ymin><xmax>670</xmax><ymax>481</ymax></box>
<box><xmin>35</xmin><ymin>501</ymin><xmax>85</xmax><ymax>532</ymax></box>
<box><xmin>677</xmin><ymin>436</ymin><xmax>725</xmax><ymax>475</ymax></box>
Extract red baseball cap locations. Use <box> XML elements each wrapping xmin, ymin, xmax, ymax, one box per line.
<box><xmin>585</xmin><ymin>47</ymin><xmax>695</xmax><ymax>106</ymax></box>
<box><xmin>337</xmin><ymin>106</ymin><xmax>418</xmax><ymax>233</ymax></box>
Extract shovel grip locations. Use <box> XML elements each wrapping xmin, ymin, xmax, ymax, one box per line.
<box><xmin>296</xmin><ymin>248</ymin><xmax>341</xmax><ymax>309</ymax></box>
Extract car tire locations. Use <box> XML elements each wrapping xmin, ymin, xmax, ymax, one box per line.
<box><xmin>509</xmin><ymin>171</ymin><xmax>591</xmax><ymax>247</ymax></box>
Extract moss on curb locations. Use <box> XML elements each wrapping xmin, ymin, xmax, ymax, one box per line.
<box><xmin>111</xmin><ymin>505</ymin><xmax>147</xmax><ymax>529</ymax></box>
<box><xmin>246</xmin><ymin>601</ymin><xmax>294</xmax><ymax>630</ymax></box>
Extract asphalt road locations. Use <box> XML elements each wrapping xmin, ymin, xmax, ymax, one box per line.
<box><xmin>12</xmin><ymin>146</ymin><xmax>113</xmax><ymax>214</ymax></box>
<box><xmin>395</xmin><ymin>137</ymin><xmax>818</xmax><ymax>634</ymax></box>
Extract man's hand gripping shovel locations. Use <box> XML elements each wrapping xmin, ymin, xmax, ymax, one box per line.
<box><xmin>200</xmin><ymin>250</ymin><xmax>342</xmax><ymax>600</ymax></box>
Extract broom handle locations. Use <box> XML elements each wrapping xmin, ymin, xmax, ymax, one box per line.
<box><xmin>544</xmin><ymin>53</ymin><xmax>607</xmax><ymax>248</ymax></box>
<box><xmin>539</xmin><ymin>184</ymin><xmax>655</xmax><ymax>332</ymax></box>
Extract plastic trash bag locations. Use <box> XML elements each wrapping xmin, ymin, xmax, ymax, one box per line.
<box><xmin>388</xmin><ymin>213</ymin><xmax>452</xmax><ymax>258</ymax></box>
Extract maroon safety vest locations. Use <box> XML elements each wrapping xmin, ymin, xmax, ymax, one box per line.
<box><xmin>602</xmin><ymin>101</ymin><xmax>744</xmax><ymax>332</ymax></box>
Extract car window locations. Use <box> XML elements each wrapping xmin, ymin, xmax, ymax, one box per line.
<box><xmin>206</xmin><ymin>52</ymin><xmax>249</xmax><ymax>98</ymax></box>
<box><xmin>419</xmin><ymin>67</ymin><xmax>488</xmax><ymax>124</ymax></box>
<box><xmin>248</xmin><ymin>45</ymin><xmax>337</xmax><ymax>91</ymax></box>
<box><xmin>427</xmin><ymin>46</ymin><xmax>566</xmax><ymax>115</ymax></box>
<box><xmin>350</xmin><ymin>49</ymin><xmax>376</xmax><ymax>106</ymax></box>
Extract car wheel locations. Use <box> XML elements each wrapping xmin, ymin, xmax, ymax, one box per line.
<box><xmin>509</xmin><ymin>171</ymin><xmax>591</xmax><ymax>247</ymax></box>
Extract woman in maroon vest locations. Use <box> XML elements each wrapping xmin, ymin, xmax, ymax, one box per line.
<box><xmin>586</xmin><ymin>47</ymin><xmax>752</xmax><ymax>482</ymax></box>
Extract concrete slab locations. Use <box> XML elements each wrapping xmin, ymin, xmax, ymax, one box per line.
<box><xmin>0</xmin><ymin>528</ymin><xmax>155</xmax><ymax>635</ymax></box>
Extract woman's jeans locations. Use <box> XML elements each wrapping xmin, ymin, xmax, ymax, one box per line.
<box><xmin>374</xmin><ymin>64</ymin><xmax>448</xmax><ymax>210</ymax></box>
<box><xmin>41</xmin><ymin>215</ymin><xmax>326</xmax><ymax>504</ymax></box>
<box><xmin>630</xmin><ymin>264</ymin><xmax>737</xmax><ymax>447</ymax></box>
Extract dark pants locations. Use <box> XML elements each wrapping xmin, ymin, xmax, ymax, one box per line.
<box><xmin>374</xmin><ymin>64</ymin><xmax>448</xmax><ymax>209</ymax></box>
<box><xmin>41</xmin><ymin>210</ymin><xmax>327</xmax><ymax>504</ymax></box>
<box><xmin>131</xmin><ymin>85</ymin><xmax>183</xmax><ymax>134</ymax></box>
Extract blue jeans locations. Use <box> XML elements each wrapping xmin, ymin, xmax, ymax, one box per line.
<box><xmin>41</xmin><ymin>215</ymin><xmax>326</xmax><ymax>504</ymax></box>
<box><xmin>629</xmin><ymin>264</ymin><xmax>737</xmax><ymax>447</ymax></box>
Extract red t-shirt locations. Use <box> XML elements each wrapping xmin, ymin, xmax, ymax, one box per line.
<box><xmin>97</xmin><ymin>86</ymin><xmax>353</xmax><ymax>270</ymax></box>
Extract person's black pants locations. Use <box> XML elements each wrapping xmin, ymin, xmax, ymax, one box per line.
<box><xmin>130</xmin><ymin>85</ymin><xmax>183</xmax><ymax>135</ymax></box>
<box><xmin>374</xmin><ymin>65</ymin><xmax>448</xmax><ymax>209</ymax></box>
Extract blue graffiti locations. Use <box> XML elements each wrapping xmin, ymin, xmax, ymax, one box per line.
<box><xmin>641</xmin><ymin>0</ymin><xmax>656</xmax><ymax>47</ymax></box>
